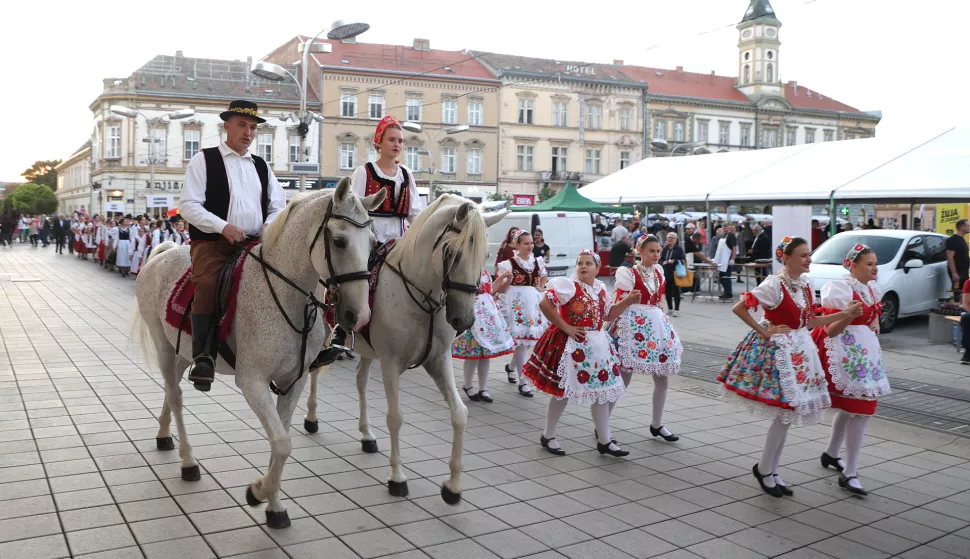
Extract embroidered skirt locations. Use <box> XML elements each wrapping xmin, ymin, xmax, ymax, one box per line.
<box><xmin>453</xmin><ymin>293</ymin><xmax>514</xmax><ymax>360</ymax></box>
<box><xmin>610</xmin><ymin>304</ymin><xmax>682</xmax><ymax>376</ymax></box>
<box><xmin>115</xmin><ymin>240</ymin><xmax>132</xmax><ymax>267</ymax></box>
<box><xmin>497</xmin><ymin>286</ymin><xmax>548</xmax><ymax>347</ymax></box>
<box><xmin>812</xmin><ymin>325</ymin><xmax>889</xmax><ymax>415</ymax></box>
<box><xmin>523</xmin><ymin>328</ymin><xmax>624</xmax><ymax>404</ymax></box>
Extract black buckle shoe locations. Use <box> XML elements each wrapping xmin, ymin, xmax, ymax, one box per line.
<box><xmin>820</xmin><ymin>452</ymin><xmax>844</xmax><ymax>472</ymax></box>
<box><xmin>541</xmin><ymin>435</ymin><xmax>565</xmax><ymax>456</ymax></box>
<box><xmin>839</xmin><ymin>474</ymin><xmax>868</xmax><ymax>496</ymax></box>
<box><xmin>753</xmin><ymin>463</ymin><xmax>783</xmax><ymax>498</ymax></box>
<box><xmin>597</xmin><ymin>442</ymin><xmax>630</xmax><ymax>457</ymax></box>
<box><xmin>650</xmin><ymin>425</ymin><xmax>680</xmax><ymax>442</ymax></box>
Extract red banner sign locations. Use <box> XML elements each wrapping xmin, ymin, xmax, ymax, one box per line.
<box><xmin>512</xmin><ymin>194</ymin><xmax>535</xmax><ymax>206</ymax></box>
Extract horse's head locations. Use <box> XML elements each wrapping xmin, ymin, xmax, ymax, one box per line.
<box><xmin>312</xmin><ymin>177</ymin><xmax>386</xmax><ymax>332</ymax></box>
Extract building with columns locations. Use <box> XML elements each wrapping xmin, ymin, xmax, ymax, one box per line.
<box><xmin>54</xmin><ymin>141</ymin><xmax>92</xmax><ymax>215</ymax></box>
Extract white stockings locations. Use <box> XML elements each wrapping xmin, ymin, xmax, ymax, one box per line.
<box><xmin>827</xmin><ymin>412</ymin><xmax>870</xmax><ymax>489</ymax></box>
<box><xmin>543</xmin><ymin>398</ymin><xmax>569</xmax><ymax>450</ymax></box>
<box><xmin>758</xmin><ymin>417</ymin><xmax>791</xmax><ymax>489</ymax></box>
<box><xmin>651</xmin><ymin>375</ymin><xmax>668</xmax><ymax>431</ymax></box>
<box><xmin>513</xmin><ymin>346</ymin><xmax>531</xmax><ymax>391</ymax></box>
<box><xmin>542</xmin><ymin>399</ymin><xmax>620</xmax><ymax>452</ymax></box>
<box><xmin>462</xmin><ymin>360</ymin><xmax>490</xmax><ymax>395</ymax></box>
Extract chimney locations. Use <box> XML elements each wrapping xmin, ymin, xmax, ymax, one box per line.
<box><xmin>613</xmin><ymin>59</ymin><xmax>624</xmax><ymax>65</ymax></box>
<box><xmin>790</xmin><ymin>80</ymin><xmax>798</xmax><ymax>95</ymax></box>
<box><xmin>176</xmin><ymin>50</ymin><xmax>183</xmax><ymax>58</ymax></box>
<box><xmin>413</xmin><ymin>38</ymin><xmax>430</xmax><ymax>51</ymax></box>
<box><xmin>675</xmin><ymin>66</ymin><xmax>684</xmax><ymax>72</ymax></box>
<box><xmin>710</xmin><ymin>71</ymin><xmax>715</xmax><ymax>76</ymax></box>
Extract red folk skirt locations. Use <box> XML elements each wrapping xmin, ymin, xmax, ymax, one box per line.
<box><xmin>522</xmin><ymin>327</ymin><xmax>569</xmax><ymax>398</ymax></box>
<box><xmin>811</xmin><ymin>328</ymin><xmax>878</xmax><ymax>415</ymax></box>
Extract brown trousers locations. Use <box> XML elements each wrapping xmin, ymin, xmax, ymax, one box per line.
<box><xmin>190</xmin><ymin>239</ymin><xmax>242</xmax><ymax>315</ymax></box>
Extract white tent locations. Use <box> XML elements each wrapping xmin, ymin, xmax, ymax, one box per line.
<box><xmin>580</xmin><ymin>127</ymin><xmax>969</xmax><ymax>205</ymax></box>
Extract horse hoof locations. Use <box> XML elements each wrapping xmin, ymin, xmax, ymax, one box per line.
<box><xmin>304</xmin><ymin>419</ymin><xmax>319</xmax><ymax>434</ymax></box>
<box><xmin>361</xmin><ymin>439</ymin><xmax>379</xmax><ymax>453</ymax></box>
<box><xmin>441</xmin><ymin>485</ymin><xmax>462</xmax><ymax>505</ymax></box>
<box><xmin>156</xmin><ymin>437</ymin><xmax>175</xmax><ymax>451</ymax></box>
<box><xmin>245</xmin><ymin>485</ymin><xmax>263</xmax><ymax>507</ymax></box>
<box><xmin>388</xmin><ymin>480</ymin><xmax>409</xmax><ymax>497</ymax></box>
<box><xmin>181</xmin><ymin>465</ymin><xmax>201</xmax><ymax>482</ymax></box>
<box><xmin>265</xmin><ymin>509</ymin><xmax>291</xmax><ymax>529</ymax></box>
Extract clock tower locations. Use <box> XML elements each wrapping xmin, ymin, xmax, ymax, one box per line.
<box><xmin>736</xmin><ymin>0</ymin><xmax>783</xmax><ymax>101</ymax></box>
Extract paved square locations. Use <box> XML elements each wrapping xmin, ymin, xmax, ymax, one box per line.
<box><xmin>2</xmin><ymin>245</ymin><xmax>970</xmax><ymax>558</ymax></box>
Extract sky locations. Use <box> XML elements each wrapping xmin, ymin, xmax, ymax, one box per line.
<box><xmin>2</xmin><ymin>0</ymin><xmax>969</xmax><ymax>183</ymax></box>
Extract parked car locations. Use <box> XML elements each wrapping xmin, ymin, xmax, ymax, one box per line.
<box><xmin>487</xmin><ymin>211</ymin><xmax>593</xmax><ymax>278</ymax></box>
<box><xmin>809</xmin><ymin>230</ymin><xmax>950</xmax><ymax>333</ymax></box>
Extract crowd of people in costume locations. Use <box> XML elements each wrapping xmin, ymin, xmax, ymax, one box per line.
<box><xmin>62</xmin><ymin>212</ymin><xmax>189</xmax><ymax>277</ymax></box>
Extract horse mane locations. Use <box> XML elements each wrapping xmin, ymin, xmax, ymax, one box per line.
<box><xmin>387</xmin><ymin>194</ymin><xmax>488</xmax><ymax>269</ymax></box>
<box><xmin>261</xmin><ymin>189</ymin><xmax>331</xmax><ymax>249</ymax></box>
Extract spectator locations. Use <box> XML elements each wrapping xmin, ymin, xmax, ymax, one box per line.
<box><xmin>748</xmin><ymin>224</ymin><xmax>771</xmax><ymax>282</ymax></box>
<box><xmin>532</xmin><ymin>228</ymin><xmax>550</xmax><ymax>261</ymax></box>
<box><xmin>0</xmin><ymin>211</ymin><xmax>14</xmax><ymax>248</ymax></box>
<box><xmin>661</xmin><ymin>232</ymin><xmax>687</xmax><ymax>316</ymax></box>
<box><xmin>865</xmin><ymin>218</ymin><xmax>879</xmax><ymax>230</ymax></box>
<box><xmin>609</xmin><ymin>234</ymin><xmax>633</xmax><ymax>269</ymax></box>
<box><xmin>40</xmin><ymin>215</ymin><xmax>51</xmax><ymax>247</ymax></box>
<box><xmin>28</xmin><ymin>215</ymin><xmax>39</xmax><ymax>247</ymax></box>
<box><xmin>946</xmin><ymin>219</ymin><xmax>970</xmax><ymax>298</ymax></box>
<box><xmin>811</xmin><ymin>219</ymin><xmax>825</xmax><ymax>249</ymax></box>
<box><xmin>494</xmin><ymin>227</ymin><xmax>519</xmax><ymax>274</ymax></box>
<box><xmin>961</xmin><ymin>279</ymin><xmax>970</xmax><ymax>364</ymax></box>
<box><xmin>714</xmin><ymin>224</ymin><xmax>738</xmax><ymax>300</ymax></box>
<box><xmin>632</xmin><ymin>225</ymin><xmax>648</xmax><ymax>245</ymax></box>
<box><xmin>611</xmin><ymin>218</ymin><xmax>630</xmax><ymax>244</ymax></box>
<box><xmin>593</xmin><ymin>215</ymin><xmax>606</xmax><ymax>236</ymax></box>
<box><xmin>708</xmin><ymin>227</ymin><xmax>724</xmax><ymax>259</ymax></box>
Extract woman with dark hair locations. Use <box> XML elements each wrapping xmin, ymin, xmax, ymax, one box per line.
<box><xmin>494</xmin><ymin>226</ymin><xmax>520</xmax><ymax>275</ymax></box>
<box><xmin>717</xmin><ymin>237</ymin><xmax>861</xmax><ymax>498</ymax></box>
<box><xmin>532</xmin><ymin>228</ymin><xmax>551</xmax><ymax>261</ymax></box>
<box><xmin>813</xmin><ymin>244</ymin><xmax>890</xmax><ymax>496</ymax></box>
<box><xmin>660</xmin><ymin>232</ymin><xmax>686</xmax><ymax>316</ymax></box>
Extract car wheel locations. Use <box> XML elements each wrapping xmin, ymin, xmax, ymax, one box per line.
<box><xmin>880</xmin><ymin>293</ymin><xmax>898</xmax><ymax>333</ymax></box>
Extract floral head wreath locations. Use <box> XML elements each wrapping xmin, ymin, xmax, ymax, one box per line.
<box><xmin>774</xmin><ymin>236</ymin><xmax>793</xmax><ymax>264</ymax></box>
<box><xmin>512</xmin><ymin>230</ymin><xmax>530</xmax><ymax>243</ymax></box>
<box><xmin>635</xmin><ymin>234</ymin><xmax>657</xmax><ymax>251</ymax></box>
<box><xmin>577</xmin><ymin>249</ymin><xmax>601</xmax><ymax>267</ymax></box>
<box><xmin>843</xmin><ymin>243</ymin><xmax>870</xmax><ymax>270</ymax></box>
<box><xmin>373</xmin><ymin>115</ymin><xmax>401</xmax><ymax>146</ymax></box>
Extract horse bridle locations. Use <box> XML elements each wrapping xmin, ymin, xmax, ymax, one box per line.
<box><xmin>384</xmin><ymin>217</ymin><xmax>480</xmax><ymax>369</ymax></box>
<box><xmin>246</xmin><ymin>197</ymin><xmax>373</xmax><ymax>396</ymax></box>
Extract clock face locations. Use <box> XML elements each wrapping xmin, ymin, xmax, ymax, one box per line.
<box><xmin>743</xmin><ymin>30</ymin><xmax>753</xmax><ymax>39</ymax></box>
<box><xmin>766</xmin><ymin>28</ymin><xmax>776</xmax><ymax>37</ymax></box>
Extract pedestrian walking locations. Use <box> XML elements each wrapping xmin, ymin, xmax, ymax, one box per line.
<box><xmin>28</xmin><ymin>215</ymin><xmax>39</xmax><ymax>247</ymax></box>
<box><xmin>114</xmin><ymin>217</ymin><xmax>134</xmax><ymax>278</ymax></box>
<box><xmin>494</xmin><ymin>226</ymin><xmax>519</xmax><ymax>275</ymax></box>
<box><xmin>945</xmin><ymin>219</ymin><xmax>970</xmax><ymax>299</ymax></box>
<box><xmin>452</xmin><ymin>268</ymin><xmax>515</xmax><ymax>403</ymax></box>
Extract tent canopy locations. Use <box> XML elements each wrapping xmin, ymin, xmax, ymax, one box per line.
<box><xmin>511</xmin><ymin>183</ymin><xmax>635</xmax><ymax>213</ymax></box>
<box><xmin>579</xmin><ymin>127</ymin><xmax>970</xmax><ymax>206</ymax></box>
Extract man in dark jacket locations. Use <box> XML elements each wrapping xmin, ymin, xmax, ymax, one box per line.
<box><xmin>748</xmin><ymin>224</ymin><xmax>771</xmax><ymax>281</ymax></box>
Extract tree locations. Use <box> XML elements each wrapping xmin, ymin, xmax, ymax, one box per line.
<box><xmin>487</xmin><ymin>191</ymin><xmax>512</xmax><ymax>202</ymax></box>
<box><xmin>5</xmin><ymin>183</ymin><xmax>58</xmax><ymax>215</ymax></box>
<box><xmin>21</xmin><ymin>160</ymin><xmax>62</xmax><ymax>191</ymax></box>
<box><xmin>537</xmin><ymin>185</ymin><xmax>558</xmax><ymax>202</ymax></box>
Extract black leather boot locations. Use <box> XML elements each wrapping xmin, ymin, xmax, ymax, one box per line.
<box><xmin>187</xmin><ymin>314</ymin><xmax>216</xmax><ymax>391</ymax></box>
<box><xmin>310</xmin><ymin>327</ymin><xmax>349</xmax><ymax>370</ymax></box>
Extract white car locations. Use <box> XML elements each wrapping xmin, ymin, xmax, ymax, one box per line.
<box><xmin>809</xmin><ymin>230</ymin><xmax>951</xmax><ymax>332</ymax></box>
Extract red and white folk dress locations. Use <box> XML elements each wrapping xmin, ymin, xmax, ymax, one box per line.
<box><xmin>610</xmin><ymin>264</ymin><xmax>683</xmax><ymax>376</ymax></box>
<box><xmin>452</xmin><ymin>269</ymin><xmax>515</xmax><ymax>360</ymax></box>
<box><xmin>811</xmin><ymin>278</ymin><xmax>890</xmax><ymax>415</ymax></box>
<box><xmin>496</xmin><ymin>254</ymin><xmax>549</xmax><ymax>346</ymax></box>
<box><xmin>523</xmin><ymin>278</ymin><xmax>625</xmax><ymax>405</ymax></box>
<box><xmin>351</xmin><ymin>162</ymin><xmax>424</xmax><ymax>243</ymax></box>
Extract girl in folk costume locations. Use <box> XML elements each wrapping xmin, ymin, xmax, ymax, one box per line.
<box><xmin>80</xmin><ymin>218</ymin><xmax>95</xmax><ymax>259</ymax></box>
<box><xmin>103</xmin><ymin>219</ymin><xmax>119</xmax><ymax>271</ymax></box>
<box><xmin>94</xmin><ymin>216</ymin><xmax>106</xmax><ymax>263</ymax></box>
<box><xmin>113</xmin><ymin>217</ymin><xmax>134</xmax><ymax>278</ymax></box>
<box><xmin>717</xmin><ymin>237</ymin><xmax>862</xmax><ymax>498</ymax></box>
<box><xmin>130</xmin><ymin>226</ymin><xmax>149</xmax><ymax>276</ymax></box>
<box><xmin>452</xmin><ymin>268</ymin><xmax>515</xmax><ymax>403</ymax></box>
<box><xmin>523</xmin><ymin>250</ymin><xmax>641</xmax><ymax>456</ymax></box>
<box><xmin>495</xmin><ymin>231</ymin><xmax>548</xmax><ymax>397</ymax></box>
<box><xmin>610</xmin><ymin>235</ymin><xmax>684</xmax><ymax>443</ymax></box>
<box><xmin>496</xmin><ymin>226</ymin><xmax>521</xmax><ymax>378</ymax></box>
<box><xmin>814</xmin><ymin>244</ymin><xmax>890</xmax><ymax>496</ymax></box>
<box><xmin>171</xmin><ymin>216</ymin><xmax>190</xmax><ymax>245</ymax></box>
<box><xmin>151</xmin><ymin>219</ymin><xmax>165</xmax><ymax>250</ymax></box>
<box><xmin>71</xmin><ymin>219</ymin><xmax>82</xmax><ymax>257</ymax></box>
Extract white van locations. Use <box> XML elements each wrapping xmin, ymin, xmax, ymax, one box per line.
<box><xmin>487</xmin><ymin>211</ymin><xmax>594</xmax><ymax>278</ymax></box>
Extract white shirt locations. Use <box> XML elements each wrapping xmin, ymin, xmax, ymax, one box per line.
<box><xmin>179</xmin><ymin>142</ymin><xmax>286</xmax><ymax>237</ymax></box>
<box><xmin>750</xmin><ymin>274</ymin><xmax>809</xmax><ymax>309</ymax></box>
<box><xmin>351</xmin><ymin>163</ymin><xmax>425</xmax><ymax>243</ymax></box>
<box><xmin>611</xmin><ymin>225</ymin><xmax>630</xmax><ymax>244</ymax></box>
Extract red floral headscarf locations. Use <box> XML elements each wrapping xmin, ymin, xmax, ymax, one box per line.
<box><xmin>374</xmin><ymin>115</ymin><xmax>401</xmax><ymax>146</ymax></box>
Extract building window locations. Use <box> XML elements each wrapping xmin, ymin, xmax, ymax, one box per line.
<box><xmin>823</xmin><ymin>130</ymin><xmax>834</xmax><ymax>142</ymax></box>
<box><xmin>440</xmin><ymin>147</ymin><xmax>456</xmax><ymax>174</ymax></box>
<box><xmin>585</xmin><ymin>104</ymin><xmax>602</xmax><ymax>129</ymax></box>
<box><xmin>741</xmin><ymin>124</ymin><xmax>752</xmax><ymax>146</ymax></box>
<box><xmin>518</xmin><ymin>99</ymin><xmax>534</xmax><ymax>124</ymax></box>
<box><xmin>719</xmin><ymin>122</ymin><xmax>730</xmax><ymax>145</ymax></box>
<box><xmin>150</xmin><ymin>129</ymin><xmax>166</xmax><ymax>160</ymax></box>
<box><xmin>442</xmin><ymin>99</ymin><xmax>458</xmax><ymax>124</ymax></box>
<box><xmin>467</xmin><ymin>147</ymin><xmax>482</xmax><ymax>175</ymax></box>
<box><xmin>553</xmin><ymin>101</ymin><xmax>568</xmax><ymax>127</ymax></box>
<box><xmin>786</xmin><ymin>127</ymin><xmax>797</xmax><ymax>146</ymax></box>
<box><xmin>619</xmin><ymin>107</ymin><xmax>633</xmax><ymax>131</ymax></box>
<box><xmin>340</xmin><ymin>93</ymin><xmax>357</xmax><ymax>118</ymax></box>
<box><xmin>805</xmin><ymin>128</ymin><xmax>816</xmax><ymax>143</ymax></box>
<box><xmin>766</xmin><ymin>63</ymin><xmax>774</xmax><ymax>83</ymax></box>
<box><xmin>339</xmin><ymin>142</ymin><xmax>355</xmax><ymax>169</ymax></box>
<box><xmin>288</xmin><ymin>136</ymin><xmax>300</xmax><ymax>163</ymax></box>
<box><xmin>257</xmin><ymin>133</ymin><xmax>272</xmax><ymax>161</ymax></box>
<box><xmin>367</xmin><ymin>145</ymin><xmax>378</xmax><ymax>163</ymax></box>
<box><xmin>673</xmin><ymin>121</ymin><xmax>685</xmax><ymax>142</ymax></box>
<box><xmin>406</xmin><ymin>146</ymin><xmax>421</xmax><ymax>170</ymax></box>
<box><xmin>743</xmin><ymin>65</ymin><xmax>750</xmax><ymax>84</ymax></box>
<box><xmin>516</xmin><ymin>145</ymin><xmax>534</xmax><ymax>171</ymax></box>
<box><xmin>697</xmin><ymin>121</ymin><xmax>709</xmax><ymax>143</ymax></box>
<box><xmin>368</xmin><ymin>94</ymin><xmax>385</xmax><ymax>119</ymax></box>
<box><xmin>183</xmin><ymin>129</ymin><xmax>200</xmax><ymax>161</ymax></box>
<box><xmin>406</xmin><ymin>97</ymin><xmax>422</xmax><ymax>122</ymax></box>
<box><xmin>620</xmin><ymin>151</ymin><xmax>631</xmax><ymax>170</ymax></box>
<box><xmin>468</xmin><ymin>100</ymin><xmax>483</xmax><ymax>126</ymax></box>
<box><xmin>653</xmin><ymin>119</ymin><xmax>666</xmax><ymax>139</ymax></box>
<box><xmin>551</xmin><ymin>146</ymin><xmax>567</xmax><ymax>175</ymax></box>
<box><xmin>584</xmin><ymin>149</ymin><xmax>601</xmax><ymax>174</ymax></box>
<box><xmin>764</xmin><ymin>128</ymin><xmax>778</xmax><ymax>148</ymax></box>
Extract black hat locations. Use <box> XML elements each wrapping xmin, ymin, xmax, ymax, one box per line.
<box><xmin>220</xmin><ymin>100</ymin><xmax>266</xmax><ymax>123</ymax></box>
<box><xmin>124</xmin><ymin>214</ymin><xmax>133</xmax><ymax>219</ymax></box>
<box><xmin>169</xmin><ymin>214</ymin><xmax>183</xmax><ymax>224</ymax></box>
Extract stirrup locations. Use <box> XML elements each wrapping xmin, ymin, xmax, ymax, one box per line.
<box><xmin>310</xmin><ymin>344</ymin><xmax>352</xmax><ymax>370</ymax></box>
<box><xmin>187</xmin><ymin>355</ymin><xmax>215</xmax><ymax>383</ymax></box>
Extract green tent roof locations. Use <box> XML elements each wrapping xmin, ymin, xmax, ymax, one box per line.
<box><xmin>510</xmin><ymin>184</ymin><xmax>635</xmax><ymax>214</ymax></box>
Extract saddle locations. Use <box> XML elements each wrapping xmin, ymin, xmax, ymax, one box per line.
<box><xmin>165</xmin><ymin>240</ymin><xmax>259</xmax><ymax>368</ymax></box>
<box><xmin>324</xmin><ymin>239</ymin><xmax>396</xmax><ymax>346</ymax></box>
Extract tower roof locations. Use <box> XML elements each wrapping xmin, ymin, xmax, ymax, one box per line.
<box><xmin>741</xmin><ymin>0</ymin><xmax>778</xmax><ymax>23</ymax></box>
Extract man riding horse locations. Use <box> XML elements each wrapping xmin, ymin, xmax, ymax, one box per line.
<box><xmin>314</xmin><ymin>115</ymin><xmax>426</xmax><ymax>366</ymax></box>
<box><xmin>178</xmin><ymin>100</ymin><xmax>286</xmax><ymax>391</ymax></box>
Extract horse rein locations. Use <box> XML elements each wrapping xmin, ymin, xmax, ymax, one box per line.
<box><xmin>246</xmin><ymin>197</ymin><xmax>373</xmax><ymax>396</ymax></box>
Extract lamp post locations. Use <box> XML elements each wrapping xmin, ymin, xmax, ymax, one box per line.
<box><xmin>650</xmin><ymin>138</ymin><xmax>706</xmax><ymax>156</ymax></box>
<box><xmin>109</xmin><ymin>106</ymin><xmax>194</xmax><ymax>215</ymax></box>
<box><xmin>251</xmin><ymin>19</ymin><xmax>369</xmax><ymax>192</ymax></box>
<box><xmin>401</xmin><ymin>122</ymin><xmax>469</xmax><ymax>201</ymax></box>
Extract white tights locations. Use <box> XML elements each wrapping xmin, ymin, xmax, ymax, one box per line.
<box><xmin>462</xmin><ymin>360</ymin><xmax>490</xmax><ymax>394</ymax></box>
<box><xmin>608</xmin><ymin>372</ymin><xmax>670</xmax><ymax>433</ymax></box>
<box><xmin>758</xmin><ymin>417</ymin><xmax>791</xmax><ymax>489</ymax></box>
<box><xmin>826</xmin><ymin>412</ymin><xmax>870</xmax><ymax>487</ymax></box>
<box><xmin>513</xmin><ymin>345</ymin><xmax>531</xmax><ymax>387</ymax></box>
<box><xmin>543</xmin><ymin>398</ymin><xmax>616</xmax><ymax>451</ymax></box>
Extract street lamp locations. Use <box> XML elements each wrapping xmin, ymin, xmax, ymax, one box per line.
<box><xmin>650</xmin><ymin>138</ymin><xmax>706</xmax><ymax>156</ymax></box>
<box><xmin>251</xmin><ymin>18</ymin><xmax>369</xmax><ymax>192</ymax></box>
<box><xmin>401</xmin><ymin>122</ymin><xmax>470</xmax><ymax>201</ymax></box>
<box><xmin>109</xmin><ymin>105</ymin><xmax>195</xmax><ymax>215</ymax></box>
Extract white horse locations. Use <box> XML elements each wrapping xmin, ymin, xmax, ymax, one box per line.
<box><xmin>131</xmin><ymin>180</ymin><xmax>383</xmax><ymax>528</ymax></box>
<box><xmin>305</xmin><ymin>196</ymin><xmax>507</xmax><ymax>503</ymax></box>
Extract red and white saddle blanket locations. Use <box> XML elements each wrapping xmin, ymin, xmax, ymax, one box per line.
<box><xmin>164</xmin><ymin>241</ymin><xmax>257</xmax><ymax>341</ymax></box>
<box><xmin>324</xmin><ymin>239</ymin><xmax>396</xmax><ymax>345</ymax></box>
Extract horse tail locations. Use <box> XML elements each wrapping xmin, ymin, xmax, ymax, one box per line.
<box><xmin>128</xmin><ymin>240</ymin><xmax>176</xmax><ymax>369</ymax></box>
